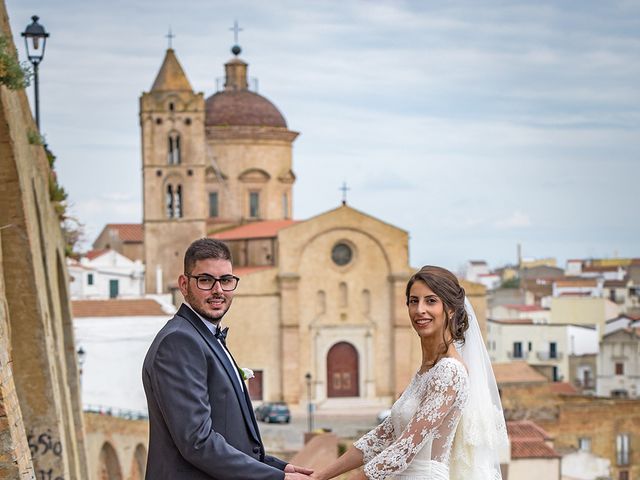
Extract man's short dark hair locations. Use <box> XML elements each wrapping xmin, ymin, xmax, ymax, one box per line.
<box><xmin>184</xmin><ymin>238</ymin><xmax>232</xmax><ymax>274</ymax></box>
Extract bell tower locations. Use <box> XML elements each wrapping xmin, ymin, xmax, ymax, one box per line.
<box><xmin>140</xmin><ymin>48</ymin><xmax>206</xmax><ymax>293</ymax></box>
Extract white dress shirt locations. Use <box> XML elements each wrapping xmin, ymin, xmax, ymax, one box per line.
<box><xmin>184</xmin><ymin>303</ymin><xmax>245</xmax><ymax>390</ymax></box>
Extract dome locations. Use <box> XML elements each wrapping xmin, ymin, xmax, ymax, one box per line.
<box><xmin>205</xmin><ymin>90</ymin><xmax>287</xmax><ymax>128</ymax></box>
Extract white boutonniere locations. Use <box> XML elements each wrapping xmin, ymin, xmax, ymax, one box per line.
<box><xmin>240</xmin><ymin>368</ymin><xmax>254</xmax><ymax>381</ymax></box>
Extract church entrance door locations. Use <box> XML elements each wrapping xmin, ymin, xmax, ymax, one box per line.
<box><xmin>326</xmin><ymin>341</ymin><xmax>359</xmax><ymax>397</ymax></box>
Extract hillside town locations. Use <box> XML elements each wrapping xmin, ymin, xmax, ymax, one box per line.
<box><xmin>1</xmin><ymin>2</ymin><xmax>638</xmax><ymax>479</ymax></box>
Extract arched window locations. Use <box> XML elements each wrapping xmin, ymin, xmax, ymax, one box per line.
<box><xmin>339</xmin><ymin>282</ymin><xmax>348</xmax><ymax>308</ymax></box>
<box><xmin>168</xmin><ymin>131</ymin><xmax>181</xmax><ymax>165</ymax></box>
<box><xmin>175</xmin><ymin>185</ymin><xmax>183</xmax><ymax>218</ymax></box>
<box><xmin>362</xmin><ymin>289</ymin><xmax>371</xmax><ymax>314</ymax></box>
<box><xmin>317</xmin><ymin>290</ymin><xmax>326</xmax><ymax>315</ymax></box>
<box><xmin>166</xmin><ymin>185</ymin><xmax>174</xmax><ymax>218</ymax></box>
<box><xmin>166</xmin><ymin>184</ymin><xmax>183</xmax><ymax>219</ymax></box>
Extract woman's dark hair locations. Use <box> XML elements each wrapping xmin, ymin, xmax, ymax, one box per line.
<box><xmin>405</xmin><ymin>265</ymin><xmax>469</xmax><ymax>367</ymax></box>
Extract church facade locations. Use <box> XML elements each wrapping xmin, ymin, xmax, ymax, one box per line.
<box><xmin>133</xmin><ymin>46</ymin><xmax>485</xmax><ymax>405</ymax></box>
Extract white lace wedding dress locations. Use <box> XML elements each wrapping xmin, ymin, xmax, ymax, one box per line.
<box><xmin>354</xmin><ymin>357</ymin><xmax>469</xmax><ymax>480</ymax></box>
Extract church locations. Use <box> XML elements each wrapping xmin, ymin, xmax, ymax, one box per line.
<box><xmin>95</xmin><ymin>43</ymin><xmax>486</xmax><ymax>406</ymax></box>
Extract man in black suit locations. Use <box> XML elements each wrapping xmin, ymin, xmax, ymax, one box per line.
<box><xmin>143</xmin><ymin>238</ymin><xmax>313</xmax><ymax>479</ymax></box>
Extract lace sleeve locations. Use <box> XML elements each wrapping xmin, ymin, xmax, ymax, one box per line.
<box><xmin>363</xmin><ymin>361</ymin><xmax>469</xmax><ymax>480</ymax></box>
<box><xmin>353</xmin><ymin>415</ymin><xmax>395</xmax><ymax>463</ymax></box>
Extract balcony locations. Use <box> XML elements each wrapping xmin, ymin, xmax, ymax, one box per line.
<box><xmin>507</xmin><ymin>351</ymin><xmax>529</xmax><ymax>360</ymax></box>
<box><xmin>536</xmin><ymin>351</ymin><xmax>564</xmax><ymax>361</ymax></box>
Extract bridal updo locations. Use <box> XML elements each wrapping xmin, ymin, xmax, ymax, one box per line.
<box><xmin>405</xmin><ymin>266</ymin><xmax>470</xmax><ymax>363</ymax></box>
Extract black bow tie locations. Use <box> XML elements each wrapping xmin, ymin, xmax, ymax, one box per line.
<box><xmin>215</xmin><ymin>326</ymin><xmax>229</xmax><ymax>345</ymax></box>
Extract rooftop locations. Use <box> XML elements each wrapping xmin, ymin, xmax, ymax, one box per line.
<box><xmin>507</xmin><ymin>421</ymin><xmax>560</xmax><ymax>459</ymax></box>
<box><xmin>210</xmin><ymin>219</ymin><xmax>299</xmax><ymax>241</ymax></box>
<box><xmin>72</xmin><ymin>299</ymin><xmax>171</xmax><ymax>318</ymax></box>
<box><xmin>493</xmin><ymin>361</ymin><xmax>548</xmax><ymax>384</ymax></box>
<box><xmin>102</xmin><ymin>223</ymin><xmax>144</xmax><ymax>243</ymax></box>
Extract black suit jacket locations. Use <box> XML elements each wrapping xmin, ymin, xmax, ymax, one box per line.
<box><xmin>142</xmin><ymin>304</ymin><xmax>287</xmax><ymax>479</ymax></box>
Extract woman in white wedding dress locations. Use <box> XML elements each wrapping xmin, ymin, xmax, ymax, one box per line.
<box><xmin>312</xmin><ymin>266</ymin><xmax>508</xmax><ymax>480</ymax></box>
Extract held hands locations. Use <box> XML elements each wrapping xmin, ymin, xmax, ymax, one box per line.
<box><xmin>284</xmin><ymin>463</ymin><xmax>314</xmax><ymax>479</ymax></box>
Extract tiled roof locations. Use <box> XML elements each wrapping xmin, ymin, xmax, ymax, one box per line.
<box><xmin>508</xmin><ymin>421</ymin><xmax>560</xmax><ymax>459</ymax></box>
<box><xmin>549</xmin><ymin>382</ymin><xmax>579</xmax><ymax>395</ymax></box>
<box><xmin>105</xmin><ymin>223</ymin><xmax>143</xmax><ymax>243</ymax></box>
<box><xmin>85</xmin><ymin>249</ymin><xmax>109</xmax><ymax>260</ymax></box>
<box><xmin>493</xmin><ymin>361</ymin><xmax>548</xmax><ymax>384</ymax></box>
<box><xmin>503</xmin><ymin>304</ymin><xmax>546</xmax><ymax>312</ymax></box>
<box><xmin>489</xmin><ymin>318</ymin><xmax>534</xmax><ymax>325</ymax></box>
<box><xmin>603</xmin><ymin>280</ymin><xmax>627</xmax><ymax>287</ymax></box>
<box><xmin>210</xmin><ymin>220</ymin><xmax>298</xmax><ymax>240</ymax></box>
<box><xmin>206</xmin><ymin>89</ymin><xmax>287</xmax><ymax>128</ymax></box>
<box><xmin>583</xmin><ymin>265</ymin><xmax>620</xmax><ymax>272</ymax></box>
<box><xmin>72</xmin><ymin>299</ymin><xmax>169</xmax><ymax>318</ymax></box>
<box><xmin>555</xmin><ymin>278</ymin><xmax>598</xmax><ymax>287</ymax></box>
<box><xmin>151</xmin><ymin>49</ymin><xmax>193</xmax><ymax>92</ymax></box>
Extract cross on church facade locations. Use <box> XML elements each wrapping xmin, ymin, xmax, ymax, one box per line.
<box><xmin>229</xmin><ymin>20</ymin><xmax>243</xmax><ymax>45</ymax></box>
<box><xmin>340</xmin><ymin>182</ymin><xmax>350</xmax><ymax>205</ymax></box>
<box><xmin>166</xmin><ymin>28</ymin><xmax>175</xmax><ymax>49</ymax></box>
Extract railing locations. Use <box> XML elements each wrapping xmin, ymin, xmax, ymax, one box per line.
<box><xmin>536</xmin><ymin>351</ymin><xmax>564</xmax><ymax>361</ymax></box>
<box><xmin>83</xmin><ymin>404</ymin><xmax>148</xmax><ymax>420</ymax></box>
<box><xmin>507</xmin><ymin>351</ymin><xmax>529</xmax><ymax>360</ymax></box>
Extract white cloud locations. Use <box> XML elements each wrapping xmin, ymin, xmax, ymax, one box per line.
<box><xmin>494</xmin><ymin>212</ymin><xmax>533</xmax><ymax>229</ymax></box>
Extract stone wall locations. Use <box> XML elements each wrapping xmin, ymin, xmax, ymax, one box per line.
<box><xmin>0</xmin><ymin>2</ymin><xmax>89</xmax><ymax>477</ymax></box>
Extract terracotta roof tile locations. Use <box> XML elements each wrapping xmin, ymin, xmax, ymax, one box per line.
<box><xmin>549</xmin><ymin>382</ymin><xmax>579</xmax><ymax>395</ymax></box>
<box><xmin>72</xmin><ymin>299</ymin><xmax>169</xmax><ymax>318</ymax></box>
<box><xmin>555</xmin><ymin>278</ymin><xmax>598</xmax><ymax>287</ymax></box>
<box><xmin>210</xmin><ymin>220</ymin><xmax>298</xmax><ymax>240</ymax></box>
<box><xmin>105</xmin><ymin>223</ymin><xmax>143</xmax><ymax>243</ymax></box>
<box><xmin>507</xmin><ymin>420</ymin><xmax>552</xmax><ymax>441</ymax></box>
<box><xmin>503</xmin><ymin>304</ymin><xmax>546</xmax><ymax>312</ymax></box>
<box><xmin>493</xmin><ymin>361</ymin><xmax>548</xmax><ymax>384</ymax></box>
<box><xmin>489</xmin><ymin>318</ymin><xmax>534</xmax><ymax>325</ymax></box>
<box><xmin>510</xmin><ymin>439</ymin><xmax>560</xmax><ymax>459</ymax></box>
<box><xmin>86</xmin><ymin>249</ymin><xmax>109</xmax><ymax>260</ymax></box>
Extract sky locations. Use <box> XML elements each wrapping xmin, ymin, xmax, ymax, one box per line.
<box><xmin>6</xmin><ymin>0</ymin><xmax>640</xmax><ymax>272</ymax></box>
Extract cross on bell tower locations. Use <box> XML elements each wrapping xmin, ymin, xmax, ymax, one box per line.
<box><xmin>165</xmin><ymin>27</ymin><xmax>175</xmax><ymax>49</ymax></box>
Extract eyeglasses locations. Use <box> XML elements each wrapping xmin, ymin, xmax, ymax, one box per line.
<box><xmin>185</xmin><ymin>274</ymin><xmax>240</xmax><ymax>291</ymax></box>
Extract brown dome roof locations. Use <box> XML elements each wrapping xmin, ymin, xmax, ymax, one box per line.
<box><xmin>205</xmin><ymin>90</ymin><xmax>287</xmax><ymax>128</ymax></box>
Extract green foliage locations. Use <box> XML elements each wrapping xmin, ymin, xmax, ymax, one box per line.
<box><xmin>501</xmin><ymin>277</ymin><xmax>520</xmax><ymax>289</ymax></box>
<box><xmin>27</xmin><ymin>129</ymin><xmax>45</xmax><ymax>145</ymax></box>
<box><xmin>45</xmin><ymin>146</ymin><xmax>85</xmax><ymax>258</ymax></box>
<box><xmin>0</xmin><ymin>35</ymin><xmax>31</xmax><ymax>90</ymax></box>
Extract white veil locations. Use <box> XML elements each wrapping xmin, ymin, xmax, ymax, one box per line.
<box><xmin>450</xmin><ymin>298</ymin><xmax>509</xmax><ymax>480</ymax></box>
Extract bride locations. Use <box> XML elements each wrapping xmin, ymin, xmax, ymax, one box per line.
<box><xmin>312</xmin><ymin>266</ymin><xmax>508</xmax><ymax>480</ymax></box>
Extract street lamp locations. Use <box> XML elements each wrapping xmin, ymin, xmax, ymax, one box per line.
<box><xmin>21</xmin><ymin>15</ymin><xmax>49</xmax><ymax>131</ymax></box>
<box><xmin>305</xmin><ymin>372</ymin><xmax>314</xmax><ymax>432</ymax></box>
<box><xmin>77</xmin><ymin>346</ymin><xmax>86</xmax><ymax>379</ymax></box>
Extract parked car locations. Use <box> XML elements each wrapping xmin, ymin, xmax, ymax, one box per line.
<box><xmin>254</xmin><ymin>402</ymin><xmax>291</xmax><ymax>424</ymax></box>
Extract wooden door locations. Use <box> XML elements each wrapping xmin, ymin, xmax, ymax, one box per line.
<box><xmin>327</xmin><ymin>342</ymin><xmax>359</xmax><ymax>397</ymax></box>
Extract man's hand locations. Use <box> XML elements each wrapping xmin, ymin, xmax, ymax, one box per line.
<box><xmin>285</xmin><ymin>463</ymin><xmax>314</xmax><ymax>475</ymax></box>
<box><xmin>284</xmin><ymin>474</ymin><xmax>313</xmax><ymax>480</ymax></box>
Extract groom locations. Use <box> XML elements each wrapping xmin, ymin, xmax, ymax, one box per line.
<box><xmin>142</xmin><ymin>238</ymin><xmax>313</xmax><ymax>479</ymax></box>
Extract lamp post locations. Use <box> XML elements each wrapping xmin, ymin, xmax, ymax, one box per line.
<box><xmin>21</xmin><ymin>15</ymin><xmax>49</xmax><ymax>131</ymax></box>
<box><xmin>77</xmin><ymin>346</ymin><xmax>86</xmax><ymax>383</ymax></box>
<box><xmin>305</xmin><ymin>372</ymin><xmax>313</xmax><ymax>433</ymax></box>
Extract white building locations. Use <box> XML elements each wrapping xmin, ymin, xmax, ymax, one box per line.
<box><xmin>487</xmin><ymin>319</ymin><xmax>598</xmax><ymax>382</ymax></box>
<box><xmin>68</xmin><ymin>249</ymin><xmax>145</xmax><ymax>299</ymax></box>
<box><xmin>463</xmin><ymin>260</ymin><xmax>490</xmax><ymax>283</ymax></box>
<box><xmin>490</xmin><ymin>304</ymin><xmax>551</xmax><ymax>324</ymax></box>
<box><xmin>597</xmin><ymin>324</ymin><xmax>640</xmax><ymax>398</ymax></box>
<box><xmin>552</xmin><ymin>278</ymin><xmax>603</xmax><ymax>298</ymax></box>
<box><xmin>73</xmin><ymin>298</ymin><xmax>175</xmax><ymax>413</ymax></box>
